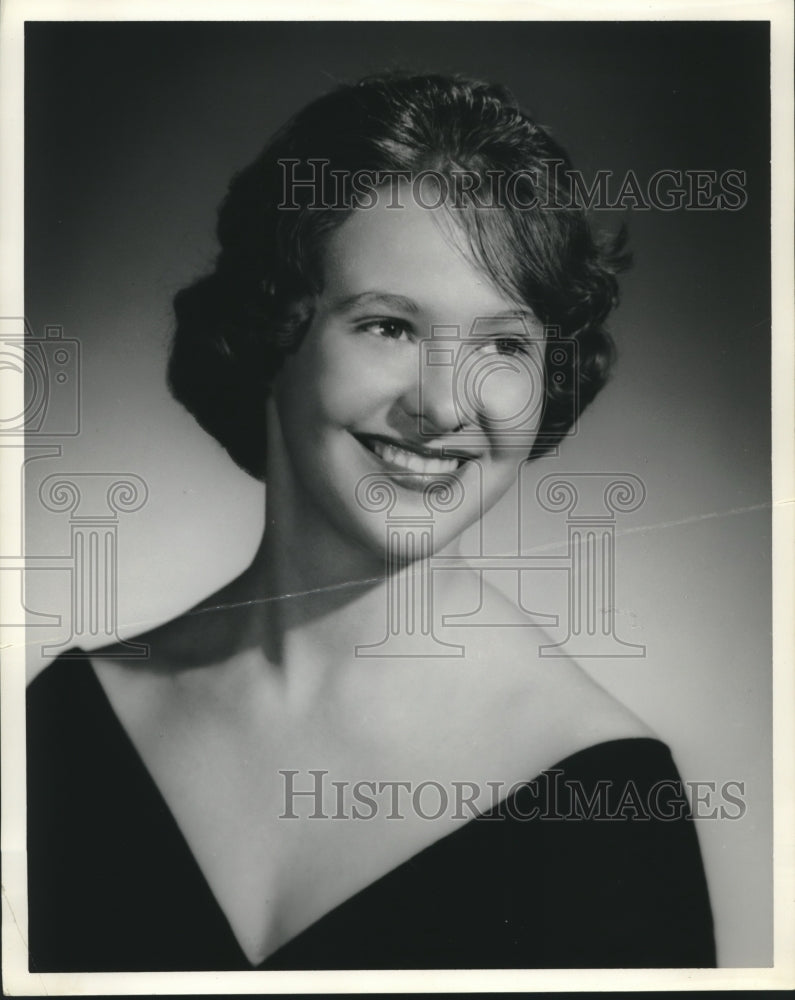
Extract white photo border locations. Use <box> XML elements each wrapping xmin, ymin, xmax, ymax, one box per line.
<box><xmin>2</xmin><ymin>0</ymin><xmax>793</xmax><ymax>994</ymax></box>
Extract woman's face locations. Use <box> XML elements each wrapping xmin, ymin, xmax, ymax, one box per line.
<box><xmin>269</xmin><ymin>189</ymin><xmax>546</xmax><ymax>561</ymax></box>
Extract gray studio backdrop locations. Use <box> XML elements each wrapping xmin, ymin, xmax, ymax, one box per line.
<box><xmin>23</xmin><ymin>21</ymin><xmax>771</xmax><ymax>966</ymax></box>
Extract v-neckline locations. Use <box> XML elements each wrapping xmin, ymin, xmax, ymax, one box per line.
<box><xmin>64</xmin><ymin>650</ymin><xmax>663</xmax><ymax>969</ymax></box>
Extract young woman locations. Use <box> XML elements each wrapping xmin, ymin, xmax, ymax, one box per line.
<box><xmin>27</xmin><ymin>74</ymin><xmax>716</xmax><ymax>971</ymax></box>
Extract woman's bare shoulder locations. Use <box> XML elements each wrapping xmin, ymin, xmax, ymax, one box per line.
<box><xmin>91</xmin><ymin>569</ymin><xmax>263</xmax><ymax>670</ymax></box>
<box><xmin>86</xmin><ymin>574</ymin><xmax>267</xmax><ymax>728</ymax></box>
<box><xmin>446</xmin><ymin>589</ymin><xmax>656</xmax><ymax>774</ymax></box>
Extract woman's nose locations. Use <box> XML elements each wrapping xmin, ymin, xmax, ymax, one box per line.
<box><xmin>402</xmin><ymin>350</ymin><xmax>465</xmax><ymax>437</ymax></box>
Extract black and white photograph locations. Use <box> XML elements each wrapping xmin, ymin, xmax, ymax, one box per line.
<box><xmin>1</xmin><ymin>1</ymin><xmax>792</xmax><ymax>993</ymax></box>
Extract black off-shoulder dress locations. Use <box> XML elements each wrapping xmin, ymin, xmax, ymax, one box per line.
<box><xmin>26</xmin><ymin>652</ymin><xmax>717</xmax><ymax>972</ymax></box>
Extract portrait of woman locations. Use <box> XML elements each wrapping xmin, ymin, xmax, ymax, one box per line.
<box><xmin>16</xmin><ymin>16</ymin><xmax>774</xmax><ymax>983</ymax></box>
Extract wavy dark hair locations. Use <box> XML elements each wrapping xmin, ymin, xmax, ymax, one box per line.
<box><xmin>168</xmin><ymin>73</ymin><xmax>628</xmax><ymax>479</ymax></box>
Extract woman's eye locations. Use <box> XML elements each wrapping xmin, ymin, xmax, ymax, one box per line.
<box><xmin>489</xmin><ymin>337</ymin><xmax>529</xmax><ymax>357</ymax></box>
<box><xmin>359</xmin><ymin>319</ymin><xmax>412</xmax><ymax>341</ymax></box>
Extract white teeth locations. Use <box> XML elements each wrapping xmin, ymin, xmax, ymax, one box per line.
<box><xmin>370</xmin><ymin>440</ymin><xmax>461</xmax><ymax>475</ymax></box>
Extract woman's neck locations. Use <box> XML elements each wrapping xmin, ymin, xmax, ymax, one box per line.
<box><xmin>224</xmin><ymin>397</ymin><xmax>467</xmax><ymax>698</ymax></box>
<box><xmin>230</xmin><ymin>484</ymin><xmax>470</xmax><ymax>708</ymax></box>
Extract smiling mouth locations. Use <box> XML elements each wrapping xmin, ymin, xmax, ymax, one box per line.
<box><xmin>354</xmin><ymin>434</ymin><xmax>474</xmax><ymax>476</ymax></box>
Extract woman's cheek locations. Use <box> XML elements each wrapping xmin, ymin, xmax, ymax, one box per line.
<box><xmin>479</xmin><ymin>366</ymin><xmax>544</xmax><ymax>439</ymax></box>
<box><xmin>320</xmin><ymin>357</ymin><xmax>393</xmax><ymax>424</ymax></box>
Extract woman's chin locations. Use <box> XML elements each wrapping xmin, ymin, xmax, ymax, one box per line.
<box><xmin>340</xmin><ymin>509</ymin><xmax>472</xmax><ymax>569</ymax></box>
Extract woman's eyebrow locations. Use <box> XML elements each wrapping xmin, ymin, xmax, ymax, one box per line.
<box><xmin>330</xmin><ymin>292</ymin><xmax>537</xmax><ymax>325</ymax></box>
<box><xmin>330</xmin><ymin>291</ymin><xmax>422</xmax><ymax>315</ymax></box>
<box><xmin>477</xmin><ymin>309</ymin><xmax>538</xmax><ymax>323</ymax></box>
